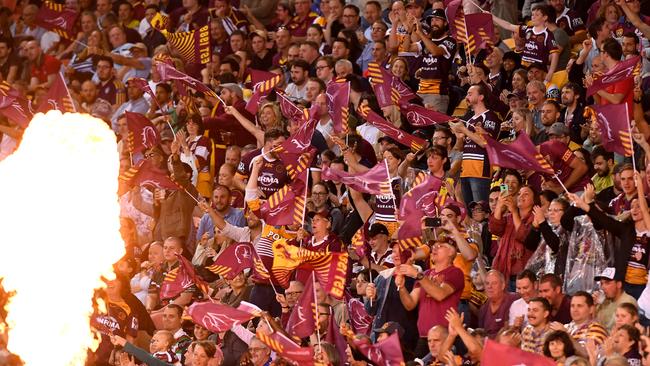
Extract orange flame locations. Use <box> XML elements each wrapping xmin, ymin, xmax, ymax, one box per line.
<box><xmin>0</xmin><ymin>111</ymin><xmax>125</xmax><ymax>365</ymax></box>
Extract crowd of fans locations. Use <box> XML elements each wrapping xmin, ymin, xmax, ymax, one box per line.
<box><xmin>5</xmin><ymin>0</ymin><xmax>650</xmax><ymax>365</ymax></box>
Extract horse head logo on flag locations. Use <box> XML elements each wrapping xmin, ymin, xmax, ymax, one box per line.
<box><xmin>502</xmin><ymin>149</ymin><xmax>533</xmax><ymax>168</ymax></box>
<box><xmin>406</xmin><ymin>110</ymin><xmax>434</xmax><ymax>126</ymax></box>
<box><xmin>47</xmin><ymin>99</ymin><xmax>60</xmax><ymax>111</ymax></box>
<box><xmin>140</xmin><ymin>126</ymin><xmax>158</xmax><ymax>149</ymax></box>
<box><xmin>234</xmin><ymin>244</ymin><xmax>252</xmax><ymax>264</ymax></box>
<box><xmin>597</xmin><ymin>112</ymin><xmax>615</xmax><ymax>143</ymax></box>
<box><xmin>202</xmin><ymin>311</ymin><xmax>240</xmax><ymax>332</ymax></box>
<box><xmin>48</xmin><ymin>16</ymin><xmax>68</xmax><ymax>28</ymax></box>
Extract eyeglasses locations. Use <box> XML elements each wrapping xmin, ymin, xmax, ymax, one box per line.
<box><xmin>249</xmin><ymin>347</ymin><xmax>268</xmax><ymax>353</ymax></box>
<box><xmin>312</xmin><ymin>192</ymin><xmax>328</xmax><ymax>196</ymax></box>
<box><xmin>286</xmin><ymin>290</ymin><xmax>303</xmax><ymax>296</ymax></box>
<box><xmin>316</xmin><ymin>65</ymin><xmax>330</xmax><ymax>70</ymax></box>
<box><xmin>548</xmin><ymin>208</ymin><xmax>564</xmax><ymax>212</ymax></box>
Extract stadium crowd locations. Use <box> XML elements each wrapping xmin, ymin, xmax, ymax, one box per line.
<box><xmin>5</xmin><ymin>0</ymin><xmax>650</xmax><ymax>365</ymax></box>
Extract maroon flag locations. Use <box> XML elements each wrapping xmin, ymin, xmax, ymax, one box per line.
<box><xmin>325</xmin><ymin>311</ymin><xmax>348</xmax><ymax>363</ymax></box>
<box><xmin>326</xmin><ymin>81</ymin><xmax>350</xmax><ymax>134</ymax></box>
<box><xmin>587</xmin><ymin>56</ymin><xmax>641</xmax><ymax>96</ymax></box>
<box><xmin>321</xmin><ymin>164</ymin><xmax>392</xmax><ymax>195</ymax></box>
<box><xmin>205</xmin><ymin>242</ymin><xmax>255</xmax><ymax>279</ymax></box>
<box><xmin>178</xmin><ymin>254</ymin><xmax>211</xmax><ymax>297</ymax></box>
<box><xmin>125</xmin><ymin>111</ymin><xmax>160</xmax><ymax>154</ymax></box>
<box><xmin>128</xmin><ymin>78</ymin><xmax>159</xmax><ymax>109</ymax></box>
<box><xmin>156</xmin><ymin>62</ymin><xmax>217</xmax><ymax>98</ymax></box>
<box><xmin>246</xmin><ymin>70</ymin><xmax>282</xmax><ymax>114</ymax></box>
<box><xmin>36</xmin><ymin>73</ymin><xmax>76</xmax><ymax>114</ymax></box>
<box><xmin>121</xmin><ymin>159</ymin><xmax>181</xmax><ymax>191</ymax></box>
<box><xmin>260</xmin><ymin>167</ymin><xmax>308</xmax><ymax>226</ymax></box>
<box><xmin>188</xmin><ymin>302</ymin><xmax>257</xmax><ymax>332</ymax></box>
<box><xmin>36</xmin><ymin>1</ymin><xmax>77</xmax><ymax>40</ymax></box>
<box><xmin>256</xmin><ymin>331</ymin><xmax>316</xmax><ymax>365</ymax></box>
<box><xmin>345</xmin><ymin>292</ymin><xmax>373</xmax><ymax>335</ymax></box>
<box><xmin>0</xmin><ymin>81</ymin><xmax>32</xmax><ymax>128</ymax></box>
<box><xmin>271</xmin><ymin>239</ymin><xmax>349</xmax><ymax>299</ymax></box>
<box><xmin>585</xmin><ymin>104</ymin><xmax>634</xmax><ymax>157</ymax></box>
<box><xmin>359</xmin><ymin>107</ymin><xmax>427</xmax><ymax>152</ymax></box>
<box><xmin>482</xmin><ymin>339</ymin><xmax>555</xmax><ymax>366</ymax></box>
<box><xmin>277</xmin><ymin>92</ymin><xmax>310</xmax><ymax>126</ymax></box>
<box><xmin>399</xmin><ymin>102</ymin><xmax>452</xmax><ymax>126</ymax></box>
<box><xmin>397</xmin><ymin>212</ymin><xmax>424</xmax><ymax>249</ymax></box>
<box><xmin>350</xmin><ymin>222</ymin><xmax>370</xmax><ymax>258</ymax></box>
<box><xmin>446</xmin><ymin>0</ymin><xmax>464</xmax><ymax>45</ymax></box>
<box><xmin>353</xmin><ymin>333</ymin><xmax>405</xmax><ymax>366</ymax></box>
<box><xmin>399</xmin><ymin>173</ymin><xmax>444</xmax><ymax>219</ymax></box>
<box><xmin>464</xmin><ymin>13</ymin><xmax>495</xmax><ymax>55</ymax></box>
<box><xmin>286</xmin><ymin>272</ymin><xmax>317</xmax><ymax>338</ymax></box>
<box><xmin>392</xmin><ymin>76</ymin><xmax>418</xmax><ymax>103</ymax></box>
<box><xmin>367</xmin><ymin>62</ymin><xmax>394</xmax><ymax>108</ymax></box>
<box><xmin>273</xmin><ymin>102</ymin><xmax>319</xmax><ymax>179</ymax></box>
<box><xmin>160</xmin><ymin>25</ymin><xmax>211</xmax><ymax>65</ymax></box>
<box><xmin>484</xmin><ymin>133</ymin><xmax>554</xmax><ymax>174</ymax></box>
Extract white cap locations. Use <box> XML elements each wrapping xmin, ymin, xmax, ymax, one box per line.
<box><xmin>595</xmin><ymin>267</ymin><xmax>616</xmax><ymax>281</ymax></box>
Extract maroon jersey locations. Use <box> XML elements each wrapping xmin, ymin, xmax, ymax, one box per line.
<box><xmin>539</xmin><ymin>140</ymin><xmax>589</xmax><ymax>192</ymax></box>
<box><xmin>92</xmin><ymin>301</ymin><xmax>139</xmax><ymax>364</ymax></box>
<box><xmin>287</xmin><ymin>12</ymin><xmax>318</xmax><ymax>37</ymax></box>
<box><xmin>517</xmin><ymin>25</ymin><xmax>559</xmax><ymax>65</ymax></box>
<box><xmin>461</xmin><ymin>110</ymin><xmax>502</xmax><ymax>179</ymax></box>
<box><xmin>373</xmin><ymin>177</ymin><xmax>402</xmax><ymax>222</ymax></box>
<box><xmin>237</xmin><ymin>148</ymin><xmax>289</xmax><ymax>197</ymax></box>
<box><xmin>556</xmin><ymin>8</ymin><xmax>586</xmax><ymax>37</ymax></box>
<box><xmin>98</xmin><ymin>76</ymin><xmax>126</xmax><ymax>107</ymax></box>
<box><xmin>416</xmin><ymin>35</ymin><xmax>457</xmax><ymax>95</ymax></box>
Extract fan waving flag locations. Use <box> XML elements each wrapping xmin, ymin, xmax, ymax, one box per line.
<box><xmin>273</xmin><ymin>100</ymin><xmax>319</xmax><ymax>179</ymax></box>
<box><xmin>359</xmin><ymin>107</ymin><xmax>427</xmax><ymax>152</ymax></box>
<box><xmin>188</xmin><ymin>302</ymin><xmax>258</xmax><ymax>332</ymax></box>
<box><xmin>128</xmin><ymin>78</ymin><xmax>159</xmax><ymax>109</ymax></box>
<box><xmin>205</xmin><ymin>242</ymin><xmax>256</xmax><ymax>279</ymax></box>
<box><xmin>482</xmin><ymin>339</ymin><xmax>555</xmax><ymax>366</ymax></box>
<box><xmin>36</xmin><ymin>1</ymin><xmax>78</xmax><ymax>40</ymax></box>
<box><xmin>160</xmin><ymin>25</ymin><xmax>211</xmax><ymax>64</ymax></box>
<box><xmin>325</xmin><ymin>81</ymin><xmax>350</xmax><ymax>134</ymax></box>
<box><xmin>35</xmin><ymin>73</ymin><xmax>76</xmax><ymax>114</ymax></box>
<box><xmin>399</xmin><ymin>102</ymin><xmax>452</xmax><ymax>126</ymax></box>
<box><xmin>125</xmin><ymin>111</ymin><xmax>160</xmax><ymax>154</ymax></box>
<box><xmin>120</xmin><ymin>159</ymin><xmax>181</xmax><ymax>191</ymax></box>
<box><xmin>587</xmin><ymin>56</ymin><xmax>641</xmax><ymax>96</ymax></box>
<box><xmin>160</xmin><ymin>254</ymin><xmax>209</xmax><ymax>299</ymax></box>
<box><xmin>446</xmin><ymin>0</ymin><xmax>465</xmax><ymax>45</ymax></box>
<box><xmin>277</xmin><ymin>92</ymin><xmax>310</xmax><ymax>127</ymax></box>
<box><xmin>321</xmin><ymin>164</ymin><xmax>391</xmax><ymax>195</ymax></box>
<box><xmin>156</xmin><ymin>62</ymin><xmax>218</xmax><ymax>98</ymax></box>
<box><xmin>256</xmin><ymin>331</ymin><xmax>317</xmax><ymax>365</ymax></box>
<box><xmin>464</xmin><ymin>13</ymin><xmax>495</xmax><ymax>55</ymax></box>
<box><xmin>367</xmin><ymin>63</ymin><xmax>417</xmax><ymax>108</ymax></box>
<box><xmin>584</xmin><ymin>104</ymin><xmax>634</xmax><ymax>156</ymax></box>
<box><xmin>246</xmin><ymin>70</ymin><xmax>282</xmax><ymax>114</ymax></box>
<box><xmin>397</xmin><ymin>212</ymin><xmax>425</xmax><ymax>249</ymax></box>
<box><xmin>271</xmin><ymin>239</ymin><xmax>349</xmax><ymax>299</ymax></box>
<box><xmin>399</xmin><ymin>173</ymin><xmax>445</xmax><ymax>219</ymax></box>
<box><xmin>286</xmin><ymin>272</ymin><xmax>317</xmax><ymax>338</ymax></box>
<box><xmin>0</xmin><ymin>81</ymin><xmax>32</xmax><ymax>128</ymax></box>
<box><xmin>353</xmin><ymin>333</ymin><xmax>405</xmax><ymax>366</ymax></box>
<box><xmin>345</xmin><ymin>291</ymin><xmax>373</xmax><ymax>335</ymax></box>
<box><xmin>260</xmin><ymin>167</ymin><xmax>309</xmax><ymax>226</ymax></box>
<box><xmin>150</xmin><ymin>12</ymin><xmax>170</xmax><ymax>31</ymax></box>
<box><xmin>484</xmin><ymin>133</ymin><xmax>554</xmax><ymax>174</ymax></box>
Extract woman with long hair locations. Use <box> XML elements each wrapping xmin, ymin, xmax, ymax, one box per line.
<box><xmin>225</xmin><ymin>101</ymin><xmax>284</xmax><ymax>148</ymax></box>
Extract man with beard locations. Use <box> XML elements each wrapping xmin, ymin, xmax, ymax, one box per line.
<box><xmin>196</xmin><ymin>185</ymin><xmax>246</xmax><ymax>242</ymax></box>
<box><xmin>591</xmin><ymin>146</ymin><xmax>615</xmax><ymax>196</ymax></box>
<box><xmin>79</xmin><ymin>80</ymin><xmax>113</xmax><ymax>123</ymax></box>
<box><xmin>407</xmin><ymin>9</ymin><xmax>457</xmax><ymax>113</ymax></box>
<box><xmin>558</xmin><ymin>82</ymin><xmax>587</xmax><ymax>144</ymax></box>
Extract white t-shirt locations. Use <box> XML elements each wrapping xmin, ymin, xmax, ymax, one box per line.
<box><xmin>508</xmin><ymin>297</ymin><xmax>529</xmax><ymax>327</ymax></box>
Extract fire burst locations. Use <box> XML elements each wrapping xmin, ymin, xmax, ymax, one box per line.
<box><xmin>0</xmin><ymin>111</ymin><xmax>125</xmax><ymax>365</ymax></box>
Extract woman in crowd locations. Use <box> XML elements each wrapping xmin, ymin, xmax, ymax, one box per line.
<box><xmin>225</xmin><ymin>101</ymin><xmax>284</xmax><ymax>148</ymax></box>
<box><xmin>543</xmin><ymin>330</ymin><xmax>576</xmax><ymax>365</ymax></box>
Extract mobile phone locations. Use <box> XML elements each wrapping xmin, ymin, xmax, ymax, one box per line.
<box><xmin>424</xmin><ymin>217</ymin><xmax>442</xmax><ymax>228</ymax></box>
<box><xmin>499</xmin><ymin>184</ymin><xmax>509</xmax><ymax>195</ymax></box>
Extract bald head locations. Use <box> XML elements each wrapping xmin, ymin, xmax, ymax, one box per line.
<box><xmin>81</xmin><ymin>80</ymin><xmax>98</xmax><ymax>103</ymax></box>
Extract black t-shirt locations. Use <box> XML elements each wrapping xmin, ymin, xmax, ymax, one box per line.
<box><xmin>0</xmin><ymin>54</ymin><xmax>20</xmax><ymax>81</ymax></box>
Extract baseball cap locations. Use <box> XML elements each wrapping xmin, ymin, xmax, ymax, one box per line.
<box><xmin>506</xmin><ymin>91</ymin><xmax>526</xmax><ymax>100</ymax></box>
<box><xmin>368</xmin><ymin>223</ymin><xmax>389</xmax><ymax>238</ymax></box>
<box><xmin>595</xmin><ymin>267</ymin><xmax>616</xmax><ymax>281</ymax></box>
<box><xmin>548</xmin><ymin>123</ymin><xmax>570</xmax><ymax>137</ymax></box>
<box><xmin>429</xmin><ymin>9</ymin><xmax>446</xmax><ymax>20</ymax></box>
<box><xmin>373</xmin><ymin>321</ymin><xmax>405</xmax><ymax>337</ymax></box>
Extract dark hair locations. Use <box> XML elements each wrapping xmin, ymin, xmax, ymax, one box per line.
<box><xmin>385</xmin><ymin>146</ymin><xmax>404</xmax><ymax>161</ymax></box>
<box><xmin>0</xmin><ymin>36</ymin><xmax>12</xmax><ymax>49</ymax></box>
<box><xmin>532</xmin><ymin>4</ymin><xmax>555</xmax><ymax>21</ymax></box>
<box><xmin>317</xmin><ymin>55</ymin><xmax>335</xmax><ymax>68</ymax></box>
<box><xmin>588</xmin><ymin>17</ymin><xmax>606</xmax><ymax>39</ymax></box>
<box><xmin>616</xmin><ymin>162</ymin><xmax>635</xmax><ymax>175</ymax></box>
<box><xmin>156</xmin><ymin>82</ymin><xmax>172</xmax><ymax>94</ymax></box>
<box><xmin>195</xmin><ymin>340</ymin><xmax>217</xmax><ymax>358</ymax></box>
<box><xmin>312</xmin><ymin>181</ymin><xmax>330</xmax><ymax>194</ymax></box>
<box><xmin>543</xmin><ymin>330</ymin><xmax>576</xmax><ymax>359</ymax></box>
<box><xmin>529</xmin><ymin>296</ymin><xmax>552</xmax><ymax>313</ymax></box>
<box><xmin>308</xmin><ymin>23</ymin><xmax>324</xmax><ymax>37</ymax></box>
<box><xmin>619</xmin><ymin>324</ymin><xmax>641</xmax><ymax>348</ymax></box>
<box><xmin>618</xmin><ymin>302</ymin><xmax>639</xmax><ymax>319</ymax></box>
<box><xmin>343</xmin><ymin>4</ymin><xmax>360</xmax><ymax>15</ymax></box>
<box><xmin>365</xmin><ymin>1</ymin><xmax>381</xmax><ymax>10</ymax></box>
<box><xmin>516</xmin><ymin>269</ymin><xmax>537</xmax><ymax>283</ymax></box>
<box><xmin>551</xmin><ymin>197</ymin><xmax>570</xmax><ymax>211</ymax></box>
<box><xmin>332</xmin><ymin>37</ymin><xmax>350</xmax><ymax>50</ymax></box>
<box><xmin>118</xmin><ymin>1</ymin><xmax>133</xmax><ymax>11</ymax></box>
<box><xmin>591</xmin><ymin>145</ymin><xmax>614</xmax><ymax>163</ymax></box>
<box><xmin>95</xmin><ymin>55</ymin><xmax>114</xmax><ymax>68</ymax></box>
<box><xmin>539</xmin><ymin>273</ymin><xmax>562</xmax><ymax>289</ymax></box>
<box><xmin>519</xmin><ymin>184</ymin><xmax>541</xmax><ymax>206</ymax></box>
<box><xmin>472</xmin><ymin>82</ymin><xmax>490</xmax><ymax>101</ymax></box>
<box><xmin>426</xmin><ymin>145</ymin><xmax>451</xmax><ymax>171</ymax></box>
<box><xmin>221</xmin><ymin>57</ymin><xmax>240</xmax><ymax>72</ymax></box>
<box><xmin>602</xmin><ymin>37</ymin><xmax>623</xmax><ymax>61</ymax></box>
<box><xmin>575</xmin><ymin>148</ymin><xmax>593</xmax><ymax>177</ymax></box>
<box><xmin>623</xmin><ymin>31</ymin><xmax>640</xmax><ymax>45</ymax></box>
<box><xmin>264</xmin><ymin>128</ymin><xmax>286</xmax><ymax>142</ymax></box>
<box><xmin>145</xmin><ymin>4</ymin><xmax>160</xmax><ymax>11</ymax></box>
<box><xmin>300</xmin><ymin>40</ymin><xmax>320</xmax><ymax>51</ymax></box>
<box><xmin>539</xmin><ymin>189</ymin><xmax>558</xmax><ymax>204</ymax></box>
<box><xmin>290</xmin><ymin>59</ymin><xmax>311</xmax><ymax>71</ymax></box>
<box><xmin>219</xmin><ymin>72</ymin><xmax>238</xmax><ymax>84</ymax></box>
<box><xmin>167</xmin><ymin>303</ymin><xmax>184</xmax><ymax>317</ymax></box>
<box><xmin>502</xmin><ymin>169</ymin><xmax>523</xmax><ymax>186</ymax></box>
<box><xmin>572</xmin><ymin>290</ymin><xmax>595</xmax><ymax>306</ymax></box>
<box><xmin>562</xmin><ymin>82</ymin><xmax>583</xmax><ymax>98</ymax></box>
<box><xmin>321</xmin><ymin>149</ymin><xmax>337</xmax><ymax>162</ymax></box>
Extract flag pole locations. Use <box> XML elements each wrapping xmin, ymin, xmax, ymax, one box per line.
<box><xmin>552</xmin><ymin>174</ymin><xmax>571</xmax><ymax>196</ymax></box>
<box><xmin>251</xmin><ymin>245</ymin><xmax>281</xmax><ymax>296</ymax></box>
<box><xmin>59</xmin><ymin>72</ymin><xmax>77</xmax><ymax>112</ymax></box>
<box><xmin>183</xmin><ymin>187</ymin><xmax>201</xmax><ymax>204</ymax></box>
<box><xmin>311</xmin><ymin>273</ymin><xmax>322</xmax><ymax>349</ymax></box>
<box><xmin>626</xmin><ymin>103</ymin><xmax>636</xmax><ymax>171</ymax></box>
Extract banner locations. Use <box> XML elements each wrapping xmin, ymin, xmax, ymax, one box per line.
<box><xmin>161</xmin><ymin>25</ymin><xmax>211</xmax><ymax>65</ymax></box>
<box><xmin>587</xmin><ymin>56</ymin><xmax>641</xmax><ymax>96</ymax></box>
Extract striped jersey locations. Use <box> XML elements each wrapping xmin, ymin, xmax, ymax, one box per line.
<box><xmin>461</xmin><ymin>110</ymin><xmax>502</xmax><ymax>178</ymax></box>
